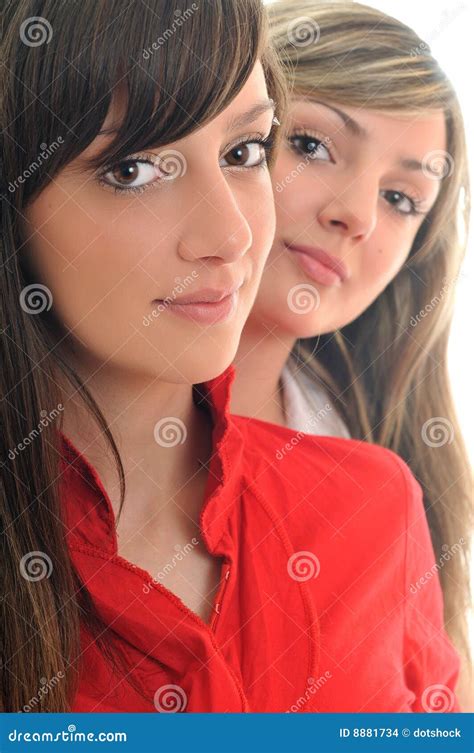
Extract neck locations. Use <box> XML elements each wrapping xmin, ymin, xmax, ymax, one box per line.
<box><xmin>58</xmin><ymin>346</ymin><xmax>213</xmax><ymax>520</ymax></box>
<box><xmin>231</xmin><ymin>319</ymin><xmax>295</xmax><ymax>427</ymax></box>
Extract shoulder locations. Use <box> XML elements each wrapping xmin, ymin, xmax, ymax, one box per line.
<box><xmin>233</xmin><ymin>412</ymin><xmax>415</xmax><ymax>488</ymax></box>
<box><xmin>232</xmin><ymin>413</ymin><xmax>420</xmax><ymax>535</ymax></box>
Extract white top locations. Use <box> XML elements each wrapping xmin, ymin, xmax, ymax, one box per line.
<box><xmin>280</xmin><ymin>362</ymin><xmax>351</xmax><ymax>439</ymax></box>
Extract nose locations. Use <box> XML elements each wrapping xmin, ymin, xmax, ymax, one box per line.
<box><xmin>318</xmin><ymin>179</ymin><xmax>378</xmax><ymax>242</ymax></box>
<box><xmin>177</xmin><ymin>170</ymin><xmax>253</xmax><ymax>264</ymax></box>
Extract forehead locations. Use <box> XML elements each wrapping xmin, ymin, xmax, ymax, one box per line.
<box><xmin>72</xmin><ymin>61</ymin><xmax>271</xmax><ymax>167</ymax></box>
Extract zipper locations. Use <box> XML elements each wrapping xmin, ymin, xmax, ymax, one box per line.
<box><xmin>210</xmin><ymin>560</ymin><xmax>232</xmax><ymax>632</ymax></box>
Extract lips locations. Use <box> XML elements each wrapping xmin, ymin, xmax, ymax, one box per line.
<box><xmin>152</xmin><ymin>282</ymin><xmax>243</xmax><ymax>325</ymax></box>
<box><xmin>157</xmin><ymin>283</ymin><xmax>243</xmax><ymax>306</ymax></box>
<box><xmin>285</xmin><ymin>242</ymin><xmax>350</xmax><ymax>287</ymax></box>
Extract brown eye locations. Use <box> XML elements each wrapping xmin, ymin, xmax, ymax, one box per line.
<box><xmin>220</xmin><ymin>142</ymin><xmax>266</xmax><ymax>168</ymax></box>
<box><xmin>110</xmin><ymin>162</ymin><xmax>140</xmax><ymax>185</ymax></box>
<box><xmin>101</xmin><ymin>158</ymin><xmax>161</xmax><ymax>191</ymax></box>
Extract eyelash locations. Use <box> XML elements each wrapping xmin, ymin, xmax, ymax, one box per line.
<box><xmin>289</xmin><ymin>129</ymin><xmax>334</xmax><ymax>162</ymax></box>
<box><xmin>288</xmin><ymin>129</ymin><xmax>427</xmax><ymax>218</ymax></box>
<box><xmin>96</xmin><ymin>133</ymin><xmax>275</xmax><ymax>195</ymax></box>
<box><xmin>380</xmin><ymin>190</ymin><xmax>427</xmax><ymax>218</ymax></box>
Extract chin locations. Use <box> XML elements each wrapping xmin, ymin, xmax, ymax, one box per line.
<box><xmin>275</xmin><ymin>314</ymin><xmax>319</xmax><ymax>340</ymax></box>
<box><xmin>165</xmin><ymin>341</ymin><xmax>238</xmax><ymax>385</ymax></box>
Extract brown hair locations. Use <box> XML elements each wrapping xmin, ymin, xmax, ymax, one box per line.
<box><xmin>269</xmin><ymin>0</ymin><xmax>472</xmax><ymax>674</ymax></box>
<box><xmin>0</xmin><ymin>0</ymin><xmax>287</xmax><ymax>711</ymax></box>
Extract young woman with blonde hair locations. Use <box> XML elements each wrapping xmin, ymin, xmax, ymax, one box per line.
<box><xmin>232</xmin><ymin>0</ymin><xmax>473</xmax><ymax>708</ymax></box>
<box><xmin>0</xmin><ymin>0</ymin><xmax>288</xmax><ymax>711</ymax></box>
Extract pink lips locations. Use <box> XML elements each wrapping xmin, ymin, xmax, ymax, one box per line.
<box><xmin>153</xmin><ymin>284</ymin><xmax>242</xmax><ymax>325</ymax></box>
<box><xmin>285</xmin><ymin>242</ymin><xmax>349</xmax><ymax>287</ymax></box>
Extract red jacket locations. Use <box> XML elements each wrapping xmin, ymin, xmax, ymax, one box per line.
<box><xmin>60</xmin><ymin>366</ymin><xmax>461</xmax><ymax>712</ymax></box>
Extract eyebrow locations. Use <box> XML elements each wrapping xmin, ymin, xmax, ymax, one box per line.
<box><xmin>302</xmin><ymin>99</ymin><xmax>442</xmax><ymax>179</ymax></box>
<box><xmin>398</xmin><ymin>157</ymin><xmax>439</xmax><ymax>178</ymax></box>
<box><xmin>226</xmin><ymin>98</ymin><xmax>276</xmax><ymax>132</ymax></box>
<box><xmin>308</xmin><ymin>100</ymin><xmax>369</xmax><ymax>139</ymax></box>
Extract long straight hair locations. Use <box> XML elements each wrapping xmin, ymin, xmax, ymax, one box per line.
<box><xmin>269</xmin><ymin>0</ymin><xmax>472</xmax><ymax>670</ymax></box>
<box><xmin>0</xmin><ymin>0</ymin><xmax>287</xmax><ymax>711</ymax></box>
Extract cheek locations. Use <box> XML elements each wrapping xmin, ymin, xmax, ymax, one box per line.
<box><xmin>23</xmin><ymin>190</ymin><xmax>157</xmax><ymax>338</ymax></box>
<box><xmin>274</xmin><ymin>173</ymin><xmax>319</xmax><ymax>233</ymax></box>
<box><xmin>360</xmin><ymin>227</ymin><xmax>414</xmax><ymax>292</ymax></box>
<box><xmin>242</xmin><ymin>177</ymin><xmax>276</xmax><ymax>277</ymax></box>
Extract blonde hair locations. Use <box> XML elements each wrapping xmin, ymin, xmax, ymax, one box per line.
<box><xmin>270</xmin><ymin>0</ymin><xmax>473</xmax><ymax>672</ymax></box>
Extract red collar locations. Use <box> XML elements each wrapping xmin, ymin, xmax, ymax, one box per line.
<box><xmin>58</xmin><ymin>365</ymin><xmax>243</xmax><ymax>554</ymax></box>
